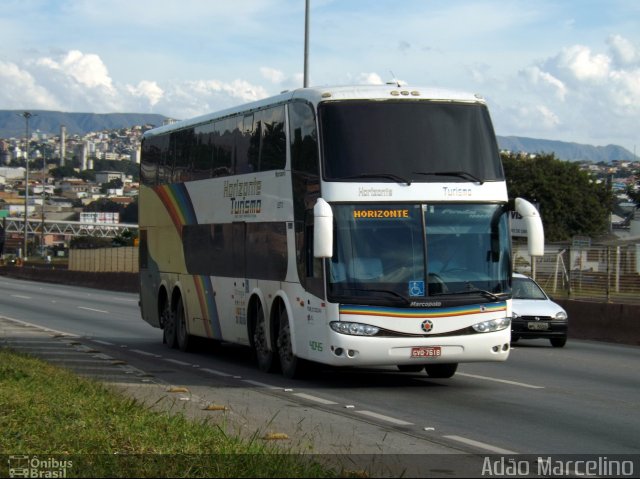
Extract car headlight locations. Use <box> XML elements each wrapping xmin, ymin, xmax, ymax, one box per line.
<box><xmin>472</xmin><ymin>317</ymin><xmax>511</xmax><ymax>333</ymax></box>
<box><xmin>511</xmin><ymin>312</ymin><xmax>520</xmax><ymax>319</ymax></box>
<box><xmin>555</xmin><ymin>311</ymin><xmax>568</xmax><ymax>320</ymax></box>
<box><xmin>330</xmin><ymin>321</ymin><xmax>380</xmax><ymax>336</ymax></box>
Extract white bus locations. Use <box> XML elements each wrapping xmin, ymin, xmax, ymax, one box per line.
<box><xmin>139</xmin><ymin>85</ymin><xmax>544</xmax><ymax>378</ymax></box>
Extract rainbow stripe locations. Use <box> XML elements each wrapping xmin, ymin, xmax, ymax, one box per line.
<box><xmin>340</xmin><ymin>302</ymin><xmax>507</xmax><ymax>319</ymax></box>
<box><xmin>193</xmin><ymin>275</ymin><xmax>222</xmax><ymax>339</ymax></box>
<box><xmin>154</xmin><ymin>184</ymin><xmax>197</xmax><ymax>232</ymax></box>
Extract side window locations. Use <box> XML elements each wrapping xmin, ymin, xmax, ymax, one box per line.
<box><xmin>289</xmin><ymin>101</ymin><xmax>323</xmax><ymax>297</ymax></box>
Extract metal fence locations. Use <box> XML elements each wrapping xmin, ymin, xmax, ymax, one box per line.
<box><xmin>513</xmin><ymin>243</ymin><xmax>640</xmax><ymax>303</ymax></box>
<box><xmin>69</xmin><ymin>246</ymin><xmax>138</xmax><ymax>273</ymax></box>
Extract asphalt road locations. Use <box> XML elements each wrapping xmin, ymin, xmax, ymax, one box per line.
<box><xmin>1</xmin><ymin>276</ymin><xmax>639</xmax><ymax>476</ymax></box>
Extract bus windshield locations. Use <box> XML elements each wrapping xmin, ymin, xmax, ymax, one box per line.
<box><xmin>327</xmin><ymin>204</ymin><xmax>511</xmax><ymax>305</ymax></box>
<box><xmin>319</xmin><ymin>100</ymin><xmax>503</xmax><ymax>183</ymax></box>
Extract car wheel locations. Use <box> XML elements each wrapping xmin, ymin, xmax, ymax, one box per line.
<box><xmin>161</xmin><ymin>300</ymin><xmax>177</xmax><ymax>349</ymax></box>
<box><xmin>550</xmin><ymin>337</ymin><xmax>567</xmax><ymax>348</ymax></box>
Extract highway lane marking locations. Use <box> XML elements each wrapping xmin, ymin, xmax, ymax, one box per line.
<box><xmin>131</xmin><ymin>349</ymin><xmax>159</xmax><ymax>357</ymax></box>
<box><xmin>164</xmin><ymin>358</ymin><xmax>193</xmax><ymax>367</ymax></box>
<box><xmin>0</xmin><ymin>315</ymin><xmax>79</xmax><ymax>338</ymax></box>
<box><xmin>444</xmin><ymin>435</ymin><xmax>518</xmax><ymax>454</ymax></box>
<box><xmin>10</xmin><ymin>294</ymin><xmax>32</xmax><ymax>299</ymax></box>
<box><xmin>78</xmin><ymin>306</ymin><xmax>110</xmax><ymax>314</ymax></box>
<box><xmin>293</xmin><ymin>393</ymin><xmax>338</xmax><ymax>405</ymax></box>
<box><xmin>201</xmin><ymin>368</ymin><xmax>233</xmax><ymax>377</ymax></box>
<box><xmin>457</xmin><ymin>373</ymin><xmax>545</xmax><ymax>389</ymax></box>
<box><xmin>242</xmin><ymin>379</ymin><xmax>280</xmax><ymax>389</ymax></box>
<box><xmin>356</xmin><ymin>410</ymin><xmax>414</xmax><ymax>426</ymax></box>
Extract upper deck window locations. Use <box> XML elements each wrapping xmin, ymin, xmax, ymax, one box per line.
<box><xmin>319</xmin><ymin>100</ymin><xmax>503</xmax><ymax>183</ymax></box>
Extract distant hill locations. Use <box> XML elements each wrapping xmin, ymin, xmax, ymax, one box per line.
<box><xmin>1</xmin><ymin>110</ymin><xmax>635</xmax><ymax>163</ymax></box>
<box><xmin>497</xmin><ymin>136</ymin><xmax>635</xmax><ymax>163</ymax></box>
<box><xmin>0</xmin><ymin>110</ymin><xmax>171</xmax><ymax>138</ymax></box>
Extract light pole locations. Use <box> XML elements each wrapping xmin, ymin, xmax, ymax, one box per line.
<box><xmin>303</xmin><ymin>0</ymin><xmax>310</xmax><ymax>87</ymax></box>
<box><xmin>20</xmin><ymin>111</ymin><xmax>34</xmax><ymax>261</ymax></box>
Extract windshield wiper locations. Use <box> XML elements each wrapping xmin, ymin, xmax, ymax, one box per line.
<box><xmin>333</xmin><ymin>173</ymin><xmax>412</xmax><ymax>185</ymax></box>
<box><xmin>413</xmin><ymin>171</ymin><xmax>484</xmax><ymax>184</ymax></box>
<box><xmin>432</xmin><ymin>283</ymin><xmax>502</xmax><ymax>302</ymax></box>
<box><xmin>336</xmin><ymin>288</ymin><xmax>410</xmax><ymax>305</ymax></box>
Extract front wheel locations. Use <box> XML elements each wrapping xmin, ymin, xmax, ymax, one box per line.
<box><xmin>397</xmin><ymin>364</ymin><xmax>425</xmax><ymax>373</ymax></box>
<box><xmin>550</xmin><ymin>337</ymin><xmax>567</xmax><ymax>348</ymax></box>
<box><xmin>424</xmin><ymin>363</ymin><xmax>458</xmax><ymax>379</ymax></box>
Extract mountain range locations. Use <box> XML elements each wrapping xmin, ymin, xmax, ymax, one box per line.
<box><xmin>0</xmin><ymin>110</ymin><xmax>636</xmax><ymax>163</ymax></box>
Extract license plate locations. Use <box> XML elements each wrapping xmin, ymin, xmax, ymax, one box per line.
<box><xmin>528</xmin><ymin>322</ymin><xmax>549</xmax><ymax>331</ymax></box>
<box><xmin>411</xmin><ymin>346</ymin><xmax>442</xmax><ymax>358</ymax></box>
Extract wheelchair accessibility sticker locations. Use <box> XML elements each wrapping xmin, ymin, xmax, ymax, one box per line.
<box><xmin>408</xmin><ymin>281</ymin><xmax>425</xmax><ymax>297</ymax></box>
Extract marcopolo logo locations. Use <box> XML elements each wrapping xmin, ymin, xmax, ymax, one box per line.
<box><xmin>7</xmin><ymin>455</ymin><xmax>73</xmax><ymax>478</ymax></box>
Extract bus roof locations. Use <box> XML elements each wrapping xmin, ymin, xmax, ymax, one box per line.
<box><xmin>144</xmin><ymin>84</ymin><xmax>487</xmax><ymax>138</ymax></box>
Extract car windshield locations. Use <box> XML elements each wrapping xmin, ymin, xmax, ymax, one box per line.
<box><xmin>512</xmin><ymin>277</ymin><xmax>547</xmax><ymax>300</ymax></box>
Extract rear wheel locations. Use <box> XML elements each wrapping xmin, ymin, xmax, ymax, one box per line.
<box><xmin>175</xmin><ymin>296</ymin><xmax>192</xmax><ymax>352</ymax></box>
<box><xmin>161</xmin><ymin>299</ymin><xmax>177</xmax><ymax>349</ymax></box>
<box><xmin>277</xmin><ymin>307</ymin><xmax>305</xmax><ymax>379</ymax></box>
<box><xmin>550</xmin><ymin>337</ymin><xmax>567</xmax><ymax>348</ymax></box>
<box><xmin>254</xmin><ymin>304</ymin><xmax>275</xmax><ymax>372</ymax></box>
<box><xmin>424</xmin><ymin>363</ymin><xmax>458</xmax><ymax>378</ymax></box>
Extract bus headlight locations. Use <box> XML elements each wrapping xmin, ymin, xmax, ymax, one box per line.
<box><xmin>330</xmin><ymin>322</ymin><xmax>380</xmax><ymax>336</ymax></box>
<box><xmin>472</xmin><ymin>317</ymin><xmax>511</xmax><ymax>333</ymax></box>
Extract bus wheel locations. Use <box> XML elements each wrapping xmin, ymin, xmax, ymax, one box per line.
<box><xmin>424</xmin><ymin>363</ymin><xmax>458</xmax><ymax>379</ymax></box>
<box><xmin>254</xmin><ymin>304</ymin><xmax>275</xmax><ymax>372</ymax></box>
<box><xmin>161</xmin><ymin>299</ymin><xmax>177</xmax><ymax>349</ymax></box>
<box><xmin>397</xmin><ymin>364</ymin><xmax>425</xmax><ymax>373</ymax></box>
<box><xmin>175</xmin><ymin>296</ymin><xmax>192</xmax><ymax>352</ymax></box>
<box><xmin>277</xmin><ymin>308</ymin><xmax>305</xmax><ymax>379</ymax></box>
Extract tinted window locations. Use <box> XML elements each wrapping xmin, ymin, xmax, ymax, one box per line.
<box><xmin>319</xmin><ymin>101</ymin><xmax>503</xmax><ymax>183</ymax></box>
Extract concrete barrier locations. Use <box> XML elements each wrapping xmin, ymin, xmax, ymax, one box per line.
<box><xmin>555</xmin><ymin>299</ymin><xmax>640</xmax><ymax>346</ymax></box>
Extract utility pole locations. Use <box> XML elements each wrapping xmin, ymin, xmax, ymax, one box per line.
<box><xmin>20</xmin><ymin>111</ymin><xmax>34</xmax><ymax>261</ymax></box>
<box><xmin>304</xmin><ymin>0</ymin><xmax>310</xmax><ymax>87</ymax></box>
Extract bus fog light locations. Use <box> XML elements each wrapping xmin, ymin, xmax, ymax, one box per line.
<box><xmin>330</xmin><ymin>322</ymin><xmax>380</xmax><ymax>336</ymax></box>
<box><xmin>472</xmin><ymin>317</ymin><xmax>511</xmax><ymax>333</ymax></box>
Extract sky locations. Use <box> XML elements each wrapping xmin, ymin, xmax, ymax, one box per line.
<box><xmin>0</xmin><ymin>0</ymin><xmax>639</xmax><ymax>153</ymax></box>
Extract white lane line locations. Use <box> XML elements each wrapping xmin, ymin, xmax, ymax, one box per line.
<box><xmin>444</xmin><ymin>435</ymin><xmax>518</xmax><ymax>454</ymax></box>
<box><xmin>78</xmin><ymin>306</ymin><xmax>110</xmax><ymax>314</ymax></box>
<box><xmin>91</xmin><ymin>340</ymin><xmax>115</xmax><ymax>346</ymax></box>
<box><xmin>293</xmin><ymin>393</ymin><xmax>338</xmax><ymax>405</ymax></box>
<box><xmin>356</xmin><ymin>410</ymin><xmax>414</xmax><ymax>426</ymax></box>
<box><xmin>242</xmin><ymin>379</ymin><xmax>280</xmax><ymax>389</ymax></box>
<box><xmin>201</xmin><ymin>368</ymin><xmax>233</xmax><ymax>377</ymax></box>
<box><xmin>457</xmin><ymin>373</ymin><xmax>545</xmax><ymax>389</ymax></box>
<box><xmin>130</xmin><ymin>349</ymin><xmax>158</xmax><ymax>357</ymax></box>
<box><xmin>0</xmin><ymin>315</ymin><xmax>78</xmax><ymax>338</ymax></box>
<box><xmin>164</xmin><ymin>358</ymin><xmax>192</xmax><ymax>367</ymax></box>
<box><xmin>11</xmin><ymin>294</ymin><xmax>31</xmax><ymax>299</ymax></box>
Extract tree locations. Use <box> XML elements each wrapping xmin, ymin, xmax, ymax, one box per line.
<box><xmin>502</xmin><ymin>152</ymin><xmax>614</xmax><ymax>242</ymax></box>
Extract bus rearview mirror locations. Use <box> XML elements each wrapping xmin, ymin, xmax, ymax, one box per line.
<box><xmin>314</xmin><ymin>198</ymin><xmax>333</xmax><ymax>258</ymax></box>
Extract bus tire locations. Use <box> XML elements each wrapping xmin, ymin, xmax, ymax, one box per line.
<box><xmin>276</xmin><ymin>307</ymin><xmax>305</xmax><ymax>379</ymax></box>
<box><xmin>424</xmin><ymin>363</ymin><xmax>458</xmax><ymax>378</ymax></box>
<box><xmin>175</xmin><ymin>296</ymin><xmax>192</xmax><ymax>352</ymax></box>
<box><xmin>161</xmin><ymin>298</ymin><xmax>177</xmax><ymax>349</ymax></box>
<box><xmin>253</xmin><ymin>303</ymin><xmax>275</xmax><ymax>372</ymax></box>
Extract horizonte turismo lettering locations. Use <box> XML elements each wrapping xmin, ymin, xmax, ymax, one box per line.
<box><xmin>353</xmin><ymin>209</ymin><xmax>409</xmax><ymax>219</ymax></box>
<box><xmin>223</xmin><ymin>178</ymin><xmax>262</xmax><ymax>198</ymax></box>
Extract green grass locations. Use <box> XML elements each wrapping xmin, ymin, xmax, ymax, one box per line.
<box><xmin>0</xmin><ymin>348</ymin><xmax>336</xmax><ymax>478</ymax></box>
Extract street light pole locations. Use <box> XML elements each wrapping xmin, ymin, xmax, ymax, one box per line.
<box><xmin>303</xmin><ymin>0</ymin><xmax>310</xmax><ymax>87</ymax></box>
<box><xmin>20</xmin><ymin>111</ymin><xmax>34</xmax><ymax>261</ymax></box>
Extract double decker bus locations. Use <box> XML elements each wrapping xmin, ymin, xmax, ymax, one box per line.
<box><xmin>139</xmin><ymin>85</ymin><xmax>544</xmax><ymax>378</ymax></box>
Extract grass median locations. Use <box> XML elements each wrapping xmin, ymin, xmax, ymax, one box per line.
<box><xmin>0</xmin><ymin>348</ymin><xmax>335</xmax><ymax>478</ymax></box>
